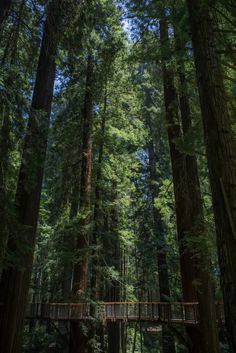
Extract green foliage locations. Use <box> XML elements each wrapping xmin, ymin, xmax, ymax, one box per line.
<box><xmin>1</xmin><ymin>0</ymin><xmax>232</xmax><ymax>351</ymax></box>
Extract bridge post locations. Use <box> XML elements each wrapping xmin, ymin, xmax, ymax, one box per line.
<box><xmin>158</xmin><ymin>303</ymin><xmax>161</xmax><ymax>321</ymax></box>
<box><xmin>193</xmin><ymin>304</ymin><xmax>198</xmax><ymax>324</ymax></box>
<box><xmin>41</xmin><ymin>303</ymin><xmax>44</xmax><ymax>319</ymax></box>
<box><xmin>105</xmin><ymin>303</ymin><xmax>108</xmax><ymax>321</ymax></box>
<box><xmin>168</xmin><ymin>303</ymin><xmax>171</xmax><ymax>323</ymax></box>
<box><xmin>33</xmin><ymin>303</ymin><xmax>39</xmax><ymax>319</ymax></box>
<box><xmin>180</xmin><ymin>303</ymin><xmax>184</xmax><ymax>322</ymax></box>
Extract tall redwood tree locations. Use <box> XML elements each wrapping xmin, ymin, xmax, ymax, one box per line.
<box><xmin>186</xmin><ymin>0</ymin><xmax>236</xmax><ymax>351</ymax></box>
<box><xmin>160</xmin><ymin>13</ymin><xmax>219</xmax><ymax>353</ymax></box>
<box><xmin>0</xmin><ymin>0</ymin><xmax>64</xmax><ymax>351</ymax></box>
<box><xmin>69</xmin><ymin>53</ymin><xmax>94</xmax><ymax>353</ymax></box>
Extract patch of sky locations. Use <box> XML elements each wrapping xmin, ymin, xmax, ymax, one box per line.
<box><xmin>54</xmin><ymin>69</ymin><xmax>70</xmax><ymax>95</ymax></box>
<box><xmin>118</xmin><ymin>0</ymin><xmax>160</xmax><ymax>42</ymax></box>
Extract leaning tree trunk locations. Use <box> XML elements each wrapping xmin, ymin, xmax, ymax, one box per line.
<box><xmin>186</xmin><ymin>1</ymin><xmax>236</xmax><ymax>351</ymax></box>
<box><xmin>69</xmin><ymin>53</ymin><xmax>94</xmax><ymax>353</ymax></box>
<box><xmin>0</xmin><ymin>1</ymin><xmax>62</xmax><ymax>352</ymax></box>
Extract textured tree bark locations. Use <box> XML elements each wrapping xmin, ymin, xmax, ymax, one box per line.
<box><xmin>174</xmin><ymin>25</ymin><xmax>219</xmax><ymax>353</ymax></box>
<box><xmin>69</xmin><ymin>53</ymin><xmax>94</xmax><ymax>353</ymax></box>
<box><xmin>0</xmin><ymin>0</ymin><xmax>12</xmax><ymax>30</ymax></box>
<box><xmin>160</xmin><ymin>17</ymin><xmax>201</xmax><ymax>353</ymax></box>
<box><xmin>160</xmin><ymin>17</ymin><xmax>195</xmax><ymax>294</ymax></box>
<box><xmin>0</xmin><ymin>1</ymin><xmax>62</xmax><ymax>352</ymax></box>
<box><xmin>0</xmin><ymin>113</ymin><xmax>10</xmax><ymax>274</ymax></box>
<box><xmin>186</xmin><ymin>1</ymin><xmax>236</xmax><ymax>351</ymax></box>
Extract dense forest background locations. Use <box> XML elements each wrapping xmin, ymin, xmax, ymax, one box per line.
<box><xmin>0</xmin><ymin>0</ymin><xmax>236</xmax><ymax>352</ymax></box>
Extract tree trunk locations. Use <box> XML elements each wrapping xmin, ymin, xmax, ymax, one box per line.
<box><xmin>0</xmin><ymin>113</ymin><xmax>10</xmax><ymax>273</ymax></box>
<box><xmin>10</xmin><ymin>0</ymin><xmax>25</xmax><ymax>63</ymax></box>
<box><xmin>87</xmin><ymin>82</ymin><xmax>107</xmax><ymax>353</ymax></box>
<box><xmin>62</xmin><ymin>156</ymin><xmax>81</xmax><ymax>301</ymax></box>
<box><xmin>186</xmin><ymin>1</ymin><xmax>236</xmax><ymax>351</ymax></box>
<box><xmin>174</xmin><ymin>21</ymin><xmax>220</xmax><ymax>353</ymax></box>
<box><xmin>159</xmin><ymin>16</ymin><xmax>201</xmax><ymax>353</ymax></box>
<box><xmin>147</xmin><ymin>116</ymin><xmax>176</xmax><ymax>353</ymax></box>
<box><xmin>107</xmin><ymin>196</ymin><xmax>122</xmax><ymax>353</ymax></box>
<box><xmin>91</xmin><ymin>83</ymin><xmax>107</xmax><ymax>300</ymax></box>
<box><xmin>0</xmin><ymin>1</ymin><xmax>62</xmax><ymax>352</ymax></box>
<box><xmin>69</xmin><ymin>53</ymin><xmax>94</xmax><ymax>353</ymax></box>
<box><xmin>108</xmin><ymin>322</ymin><xmax>121</xmax><ymax>353</ymax></box>
<box><xmin>0</xmin><ymin>0</ymin><xmax>11</xmax><ymax>30</ymax></box>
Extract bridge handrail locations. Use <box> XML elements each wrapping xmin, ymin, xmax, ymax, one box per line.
<box><xmin>24</xmin><ymin>301</ymin><xmax>225</xmax><ymax>325</ymax></box>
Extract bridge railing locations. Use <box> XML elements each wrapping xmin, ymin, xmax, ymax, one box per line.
<box><xmin>103</xmin><ymin>302</ymin><xmax>160</xmax><ymax>321</ymax></box>
<box><xmin>26</xmin><ymin>303</ymin><xmax>90</xmax><ymax>320</ymax></box>
<box><xmin>25</xmin><ymin>302</ymin><xmax>225</xmax><ymax>324</ymax></box>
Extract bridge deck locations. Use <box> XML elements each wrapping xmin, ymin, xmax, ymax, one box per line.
<box><xmin>26</xmin><ymin>302</ymin><xmax>225</xmax><ymax>326</ymax></box>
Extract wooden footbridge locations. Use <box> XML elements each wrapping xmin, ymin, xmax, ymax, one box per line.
<box><xmin>26</xmin><ymin>302</ymin><xmax>225</xmax><ymax>326</ymax></box>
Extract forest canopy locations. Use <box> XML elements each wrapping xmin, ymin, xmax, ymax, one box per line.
<box><xmin>0</xmin><ymin>0</ymin><xmax>236</xmax><ymax>353</ymax></box>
